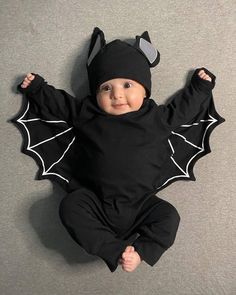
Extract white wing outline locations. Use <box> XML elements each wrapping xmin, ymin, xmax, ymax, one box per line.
<box><xmin>16</xmin><ymin>101</ymin><xmax>76</xmax><ymax>183</ymax></box>
<box><xmin>155</xmin><ymin>113</ymin><xmax>218</xmax><ymax>190</ymax></box>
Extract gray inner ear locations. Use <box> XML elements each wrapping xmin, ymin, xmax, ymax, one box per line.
<box><xmin>139</xmin><ymin>38</ymin><xmax>158</xmax><ymax>64</ymax></box>
<box><xmin>87</xmin><ymin>35</ymin><xmax>102</xmax><ymax>66</ymax></box>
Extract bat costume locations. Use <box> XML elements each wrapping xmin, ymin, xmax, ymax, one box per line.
<box><xmin>12</xmin><ymin>27</ymin><xmax>225</xmax><ymax>272</ymax></box>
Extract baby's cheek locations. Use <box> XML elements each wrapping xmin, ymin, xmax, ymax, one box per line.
<box><xmin>130</xmin><ymin>97</ymin><xmax>144</xmax><ymax>110</ymax></box>
<box><xmin>96</xmin><ymin>96</ymin><xmax>109</xmax><ymax>111</ymax></box>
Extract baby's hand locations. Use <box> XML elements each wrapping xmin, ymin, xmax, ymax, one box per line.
<box><xmin>21</xmin><ymin>73</ymin><xmax>35</xmax><ymax>88</ymax></box>
<box><xmin>198</xmin><ymin>69</ymin><xmax>212</xmax><ymax>82</ymax></box>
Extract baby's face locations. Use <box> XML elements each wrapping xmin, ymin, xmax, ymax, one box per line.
<box><xmin>96</xmin><ymin>78</ymin><xmax>146</xmax><ymax>115</ymax></box>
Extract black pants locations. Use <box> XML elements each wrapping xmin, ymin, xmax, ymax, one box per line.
<box><xmin>59</xmin><ymin>186</ymin><xmax>180</xmax><ymax>272</ymax></box>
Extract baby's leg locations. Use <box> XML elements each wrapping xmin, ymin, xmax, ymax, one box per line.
<box><xmin>20</xmin><ymin>73</ymin><xmax>35</xmax><ymax>88</ymax></box>
<box><xmin>59</xmin><ymin>187</ymin><xmax>130</xmax><ymax>272</ymax></box>
<box><xmin>131</xmin><ymin>198</ymin><xmax>180</xmax><ymax>268</ymax></box>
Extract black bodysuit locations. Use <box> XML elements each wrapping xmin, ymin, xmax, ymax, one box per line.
<box><xmin>13</xmin><ymin>67</ymin><xmax>224</xmax><ymax>271</ymax></box>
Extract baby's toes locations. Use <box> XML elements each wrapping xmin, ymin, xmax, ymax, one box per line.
<box><xmin>122</xmin><ymin>253</ymin><xmax>131</xmax><ymax>262</ymax></box>
<box><xmin>122</xmin><ymin>260</ymin><xmax>137</xmax><ymax>272</ymax></box>
<box><xmin>122</xmin><ymin>261</ymin><xmax>133</xmax><ymax>271</ymax></box>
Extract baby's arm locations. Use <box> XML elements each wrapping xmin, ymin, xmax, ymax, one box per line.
<box><xmin>158</xmin><ymin>67</ymin><xmax>216</xmax><ymax>130</ymax></box>
<box><xmin>17</xmin><ymin>73</ymin><xmax>82</xmax><ymax>126</ymax></box>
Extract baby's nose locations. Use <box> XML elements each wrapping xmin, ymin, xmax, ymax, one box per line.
<box><xmin>112</xmin><ymin>88</ymin><xmax>124</xmax><ymax>99</ymax></box>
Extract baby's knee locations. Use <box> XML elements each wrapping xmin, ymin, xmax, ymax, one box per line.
<box><xmin>59</xmin><ymin>195</ymin><xmax>74</xmax><ymax>223</ymax></box>
<box><xmin>162</xmin><ymin>202</ymin><xmax>181</xmax><ymax>247</ymax></box>
<box><xmin>166</xmin><ymin>202</ymin><xmax>181</xmax><ymax>227</ymax></box>
<box><xmin>59</xmin><ymin>193</ymin><xmax>84</xmax><ymax>222</ymax></box>
<box><xmin>59</xmin><ymin>188</ymin><xmax>95</xmax><ymax>223</ymax></box>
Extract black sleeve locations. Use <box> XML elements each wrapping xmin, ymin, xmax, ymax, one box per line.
<box><xmin>158</xmin><ymin>67</ymin><xmax>216</xmax><ymax>130</ymax></box>
<box><xmin>17</xmin><ymin>73</ymin><xmax>82</xmax><ymax>126</ymax></box>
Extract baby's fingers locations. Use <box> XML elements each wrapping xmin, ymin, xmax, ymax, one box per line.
<box><xmin>25</xmin><ymin>73</ymin><xmax>35</xmax><ymax>82</ymax></box>
<box><xmin>198</xmin><ymin>70</ymin><xmax>212</xmax><ymax>82</ymax></box>
<box><xmin>21</xmin><ymin>73</ymin><xmax>35</xmax><ymax>88</ymax></box>
<box><xmin>26</xmin><ymin>73</ymin><xmax>35</xmax><ymax>80</ymax></box>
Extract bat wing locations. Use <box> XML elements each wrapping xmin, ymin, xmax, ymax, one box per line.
<box><xmin>11</xmin><ymin>98</ymin><xmax>78</xmax><ymax>192</ymax></box>
<box><xmin>11</xmin><ymin>91</ymin><xmax>225</xmax><ymax>193</ymax></box>
<box><xmin>155</xmin><ymin>96</ymin><xmax>225</xmax><ymax>192</ymax></box>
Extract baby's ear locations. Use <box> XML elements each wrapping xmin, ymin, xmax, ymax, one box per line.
<box><xmin>134</xmin><ymin>31</ymin><xmax>160</xmax><ymax>67</ymax></box>
<box><xmin>87</xmin><ymin>27</ymin><xmax>106</xmax><ymax>66</ymax></box>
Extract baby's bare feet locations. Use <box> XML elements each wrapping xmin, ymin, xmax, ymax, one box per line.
<box><xmin>21</xmin><ymin>73</ymin><xmax>35</xmax><ymax>88</ymax></box>
<box><xmin>198</xmin><ymin>69</ymin><xmax>212</xmax><ymax>82</ymax></box>
<box><xmin>119</xmin><ymin>245</ymin><xmax>142</xmax><ymax>272</ymax></box>
<box><xmin>119</xmin><ymin>245</ymin><xmax>134</xmax><ymax>265</ymax></box>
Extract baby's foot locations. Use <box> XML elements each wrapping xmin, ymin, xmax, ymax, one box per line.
<box><xmin>118</xmin><ymin>245</ymin><xmax>134</xmax><ymax>264</ymax></box>
<box><xmin>119</xmin><ymin>245</ymin><xmax>142</xmax><ymax>272</ymax></box>
<box><xmin>198</xmin><ymin>69</ymin><xmax>212</xmax><ymax>82</ymax></box>
<box><xmin>21</xmin><ymin>73</ymin><xmax>35</xmax><ymax>88</ymax></box>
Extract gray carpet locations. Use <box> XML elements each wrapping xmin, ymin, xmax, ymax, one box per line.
<box><xmin>1</xmin><ymin>1</ymin><xmax>235</xmax><ymax>294</ymax></box>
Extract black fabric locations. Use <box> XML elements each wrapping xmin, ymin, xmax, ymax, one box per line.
<box><xmin>13</xmin><ymin>68</ymin><xmax>224</xmax><ymax>196</ymax></box>
<box><xmin>59</xmin><ymin>187</ymin><xmax>180</xmax><ymax>272</ymax></box>
<box><xmin>12</xmin><ymin>67</ymin><xmax>225</xmax><ymax>272</ymax></box>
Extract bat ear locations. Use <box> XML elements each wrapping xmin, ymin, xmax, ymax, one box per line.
<box><xmin>134</xmin><ymin>31</ymin><xmax>160</xmax><ymax>67</ymax></box>
<box><xmin>87</xmin><ymin>27</ymin><xmax>106</xmax><ymax>66</ymax></box>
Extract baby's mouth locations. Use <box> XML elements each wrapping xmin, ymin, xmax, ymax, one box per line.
<box><xmin>112</xmin><ymin>103</ymin><xmax>128</xmax><ymax>108</ymax></box>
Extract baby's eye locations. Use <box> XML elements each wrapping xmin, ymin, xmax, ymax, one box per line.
<box><xmin>100</xmin><ymin>85</ymin><xmax>111</xmax><ymax>92</ymax></box>
<box><xmin>124</xmin><ymin>82</ymin><xmax>132</xmax><ymax>88</ymax></box>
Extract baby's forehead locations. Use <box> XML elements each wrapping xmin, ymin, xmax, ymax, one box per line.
<box><xmin>99</xmin><ymin>78</ymin><xmax>141</xmax><ymax>86</ymax></box>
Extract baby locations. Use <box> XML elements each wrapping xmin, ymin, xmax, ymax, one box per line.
<box><xmin>20</xmin><ymin>68</ymin><xmax>211</xmax><ymax>273</ymax></box>
<box><xmin>15</xmin><ymin>27</ymin><xmax>224</xmax><ymax>274</ymax></box>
